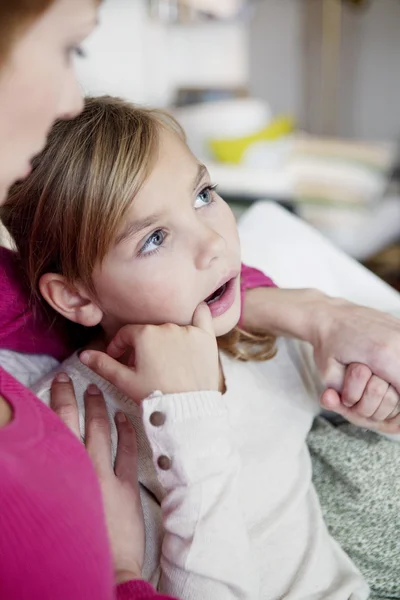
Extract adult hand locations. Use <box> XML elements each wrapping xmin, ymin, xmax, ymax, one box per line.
<box><xmin>50</xmin><ymin>374</ymin><xmax>145</xmax><ymax>585</ymax></box>
<box><xmin>321</xmin><ymin>363</ymin><xmax>400</xmax><ymax>424</ymax></box>
<box><xmin>309</xmin><ymin>296</ymin><xmax>400</xmax><ymax>395</ymax></box>
<box><xmin>79</xmin><ymin>303</ymin><xmax>219</xmax><ymax>403</ymax></box>
<box><xmin>321</xmin><ymin>371</ymin><xmax>400</xmax><ymax>434</ymax></box>
<box><xmin>242</xmin><ymin>286</ymin><xmax>400</xmax><ymax>416</ymax></box>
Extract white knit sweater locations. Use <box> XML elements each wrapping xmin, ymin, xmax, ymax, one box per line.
<box><xmin>32</xmin><ymin>338</ymin><xmax>369</xmax><ymax>600</ymax></box>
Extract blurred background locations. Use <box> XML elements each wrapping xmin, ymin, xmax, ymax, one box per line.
<box><xmin>76</xmin><ymin>0</ymin><xmax>400</xmax><ymax>290</ymax></box>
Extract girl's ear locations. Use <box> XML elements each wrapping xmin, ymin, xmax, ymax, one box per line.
<box><xmin>39</xmin><ymin>273</ymin><xmax>103</xmax><ymax>327</ymax></box>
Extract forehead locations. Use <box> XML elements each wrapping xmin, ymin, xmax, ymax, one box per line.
<box><xmin>31</xmin><ymin>0</ymin><xmax>98</xmax><ymax>38</ymax></box>
<box><xmin>141</xmin><ymin>126</ymin><xmax>198</xmax><ymax>193</ymax></box>
<box><xmin>121</xmin><ymin>127</ymin><xmax>205</xmax><ymax>222</ymax></box>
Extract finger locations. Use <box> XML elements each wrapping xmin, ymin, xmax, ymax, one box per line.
<box><xmin>321</xmin><ymin>391</ymin><xmax>376</xmax><ymax>429</ymax></box>
<box><xmin>381</xmin><ymin>386</ymin><xmax>400</xmax><ymax>419</ymax></box>
<box><xmin>84</xmin><ymin>384</ymin><xmax>113</xmax><ymax>476</ymax></box>
<box><xmin>375</xmin><ymin>410</ymin><xmax>400</xmax><ymax>435</ymax></box>
<box><xmin>50</xmin><ymin>373</ymin><xmax>81</xmax><ymax>439</ymax></box>
<box><xmin>114</xmin><ymin>412</ymin><xmax>139</xmax><ymax>486</ymax></box>
<box><xmin>321</xmin><ymin>390</ymin><xmax>357</xmax><ymax>422</ymax></box>
<box><xmin>106</xmin><ymin>325</ymin><xmax>138</xmax><ymax>360</ymax></box>
<box><xmin>341</xmin><ymin>363</ymin><xmax>372</xmax><ymax>408</ymax></box>
<box><xmin>80</xmin><ymin>350</ymin><xmax>138</xmax><ymax>400</ymax></box>
<box><xmin>321</xmin><ymin>387</ymin><xmax>400</xmax><ymax>433</ymax></box>
<box><xmin>320</xmin><ymin>388</ymin><xmax>342</xmax><ymax>412</ymax></box>
<box><xmin>353</xmin><ymin>374</ymin><xmax>389</xmax><ymax>418</ymax></box>
<box><xmin>192</xmin><ymin>302</ymin><xmax>214</xmax><ymax>336</ymax></box>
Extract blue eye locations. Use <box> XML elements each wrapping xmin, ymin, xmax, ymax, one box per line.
<box><xmin>140</xmin><ymin>229</ymin><xmax>165</xmax><ymax>256</ymax></box>
<box><xmin>194</xmin><ymin>184</ymin><xmax>218</xmax><ymax>209</ymax></box>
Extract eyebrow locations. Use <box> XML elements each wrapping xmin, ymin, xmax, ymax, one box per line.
<box><xmin>193</xmin><ymin>164</ymin><xmax>209</xmax><ymax>191</ymax></box>
<box><xmin>115</xmin><ymin>165</ymin><xmax>209</xmax><ymax>246</ymax></box>
<box><xmin>115</xmin><ymin>215</ymin><xmax>161</xmax><ymax>246</ymax></box>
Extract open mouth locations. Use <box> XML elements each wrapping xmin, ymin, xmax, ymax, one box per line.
<box><xmin>205</xmin><ymin>283</ymin><xmax>228</xmax><ymax>305</ymax></box>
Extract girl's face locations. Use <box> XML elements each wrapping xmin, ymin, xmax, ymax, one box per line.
<box><xmin>0</xmin><ymin>0</ymin><xmax>98</xmax><ymax>204</ymax></box>
<box><xmin>92</xmin><ymin>127</ymin><xmax>242</xmax><ymax>338</ymax></box>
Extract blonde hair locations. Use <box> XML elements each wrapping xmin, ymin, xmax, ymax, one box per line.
<box><xmin>2</xmin><ymin>95</ymin><xmax>276</xmax><ymax>361</ymax></box>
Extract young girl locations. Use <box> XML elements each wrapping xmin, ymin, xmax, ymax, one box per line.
<box><xmin>2</xmin><ymin>96</ymin><xmax>400</xmax><ymax>599</ymax></box>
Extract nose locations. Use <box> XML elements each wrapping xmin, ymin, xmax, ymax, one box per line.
<box><xmin>195</xmin><ymin>224</ymin><xmax>227</xmax><ymax>271</ymax></box>
<box><xmin>57</xmin><ymin>73</ymin><xmax>84</xmax><ymax>121</ymax></box>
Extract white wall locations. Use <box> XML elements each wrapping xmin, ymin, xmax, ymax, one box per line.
<box><xmin>77</xmin><ymin>0</ymin><xmax>248</xmax><ymax>107</ymax></box>
<box><xmin>76</xmin><ymin>0</ymin><xmax>148</xmax><ymax>102</ymax></box>
<box><xmin>248</xmin><ymin>0</ymin><xmax>303</xmax><ymax>117</ymax></box>
<box><xmin>340</xmin><ymin>0</ymin><xmax>400</xmax><ymax>140</ymax></box>
<box><xmin>248</xmin><ymin>0</ymin><xmax>400</xmax><ymax>140</ymax></box>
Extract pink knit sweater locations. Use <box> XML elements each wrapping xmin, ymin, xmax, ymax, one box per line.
<box><xmin>0</xmin><ymin>247</ymin><xmax>274</xmax><ymax>599</ymax></box>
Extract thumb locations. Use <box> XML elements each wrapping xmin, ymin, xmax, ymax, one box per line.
<box><xmin>320</xmin><ymin>387</ymin><xmax>356</xmax><ymax>422</ymax></box>
<box><xmin>192</xmin><ymin>302</ymin><xmax>215</xmax><ymax>336</ymax></box>
<box><xmin>80</xmin><ymin>349</ymin><xmax>139</xmax><ymax>401</ymax></box>
<box><xmin>320</xmin><ymin>387</ymin><xmax>343</xmax><ymax>412</ymax></box>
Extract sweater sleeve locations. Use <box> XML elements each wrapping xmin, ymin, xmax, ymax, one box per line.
<box><xmin>240</xmin><ymin>263</ymin><xmax>276</xmax><ymax>292</ymax></box>
<box><xmin>141</xmin><ymin>391</ymin><xmax>258</xmax><ymax>600</ymax></box>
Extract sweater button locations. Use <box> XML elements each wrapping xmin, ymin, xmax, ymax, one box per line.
<box><xmin>150</xmin><ymin>411</ymin><xmax>166</xmax><ymax>427</ymax></box>
<box><xmin>157</xmin><ymin>455</ymin><xmax>172</xmax><ymax>471</ymax></box>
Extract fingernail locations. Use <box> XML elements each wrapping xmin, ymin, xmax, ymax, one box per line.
<box><xmin>87</xmin><ymin>383</ymin><xmax>100</xmax><ymax>395</ymax></box>
<box><xmin>116</xmin><ymin>412</ymin><xmax>126</xmax><ymax>424</ymax></box>
<box><xmin>55</xmin><ymin>372</ymin><xmax>70</xmax><ymax>383</ymax></box>
<box><xmin>80</xmin><ymin>351</ymin><xmax>90</xmax><ymax>365</ymax></box>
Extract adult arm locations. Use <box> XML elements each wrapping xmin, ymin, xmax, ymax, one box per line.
<box><xmin>241</xmin><ymin>280</ymin><xmax>400</xmax><ymax>396</ymax></box>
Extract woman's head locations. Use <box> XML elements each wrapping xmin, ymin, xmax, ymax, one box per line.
<box><xmin>3</xmin><ymin>96</ymin><xmax>242</xmax><ymax>340</ymax></box>
<box><xmin>0</xmin><ymin>0</ymin><xmax>99</xmax><ymax>203</ymax></box>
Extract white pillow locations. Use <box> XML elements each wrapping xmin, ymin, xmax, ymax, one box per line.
<box><xmin>238</xmin><ymin>201</ymin><xmax>400</xmax><ymax>313</ymax></box>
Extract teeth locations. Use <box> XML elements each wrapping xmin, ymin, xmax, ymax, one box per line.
<box><xmin>205</xmin><ymin>283</ymin><xmax>227</xmax><ymax>305</ymax></box>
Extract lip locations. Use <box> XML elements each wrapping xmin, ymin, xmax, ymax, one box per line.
<box><xmin>204</xmin><ymin>270</ymin><xmax>239</xmax><ymax>318</ymax></box>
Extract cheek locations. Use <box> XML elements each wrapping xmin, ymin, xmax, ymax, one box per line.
<box><xmin>9</xmin><ymin>67</ymin><xmax>61</xmax><ymax>155</ymax></box>
<box><xmin>217</xmin><ymin>200</ymin><xmax>241</xmax><ymax>249</ymax></box>
<box><xmin>19</xmin><ymin>44</ymin><xmax>71</xmax><ymax>139</ymax></box>
<box><xmin>28</xmin><ymin>69</ymin><xmax>62</xmax><ymax>129</ymax></box>
<box><xmin>93</xmin><ymin>264</ymin><xmax>195</xmax><ymax>326</ymax></box>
